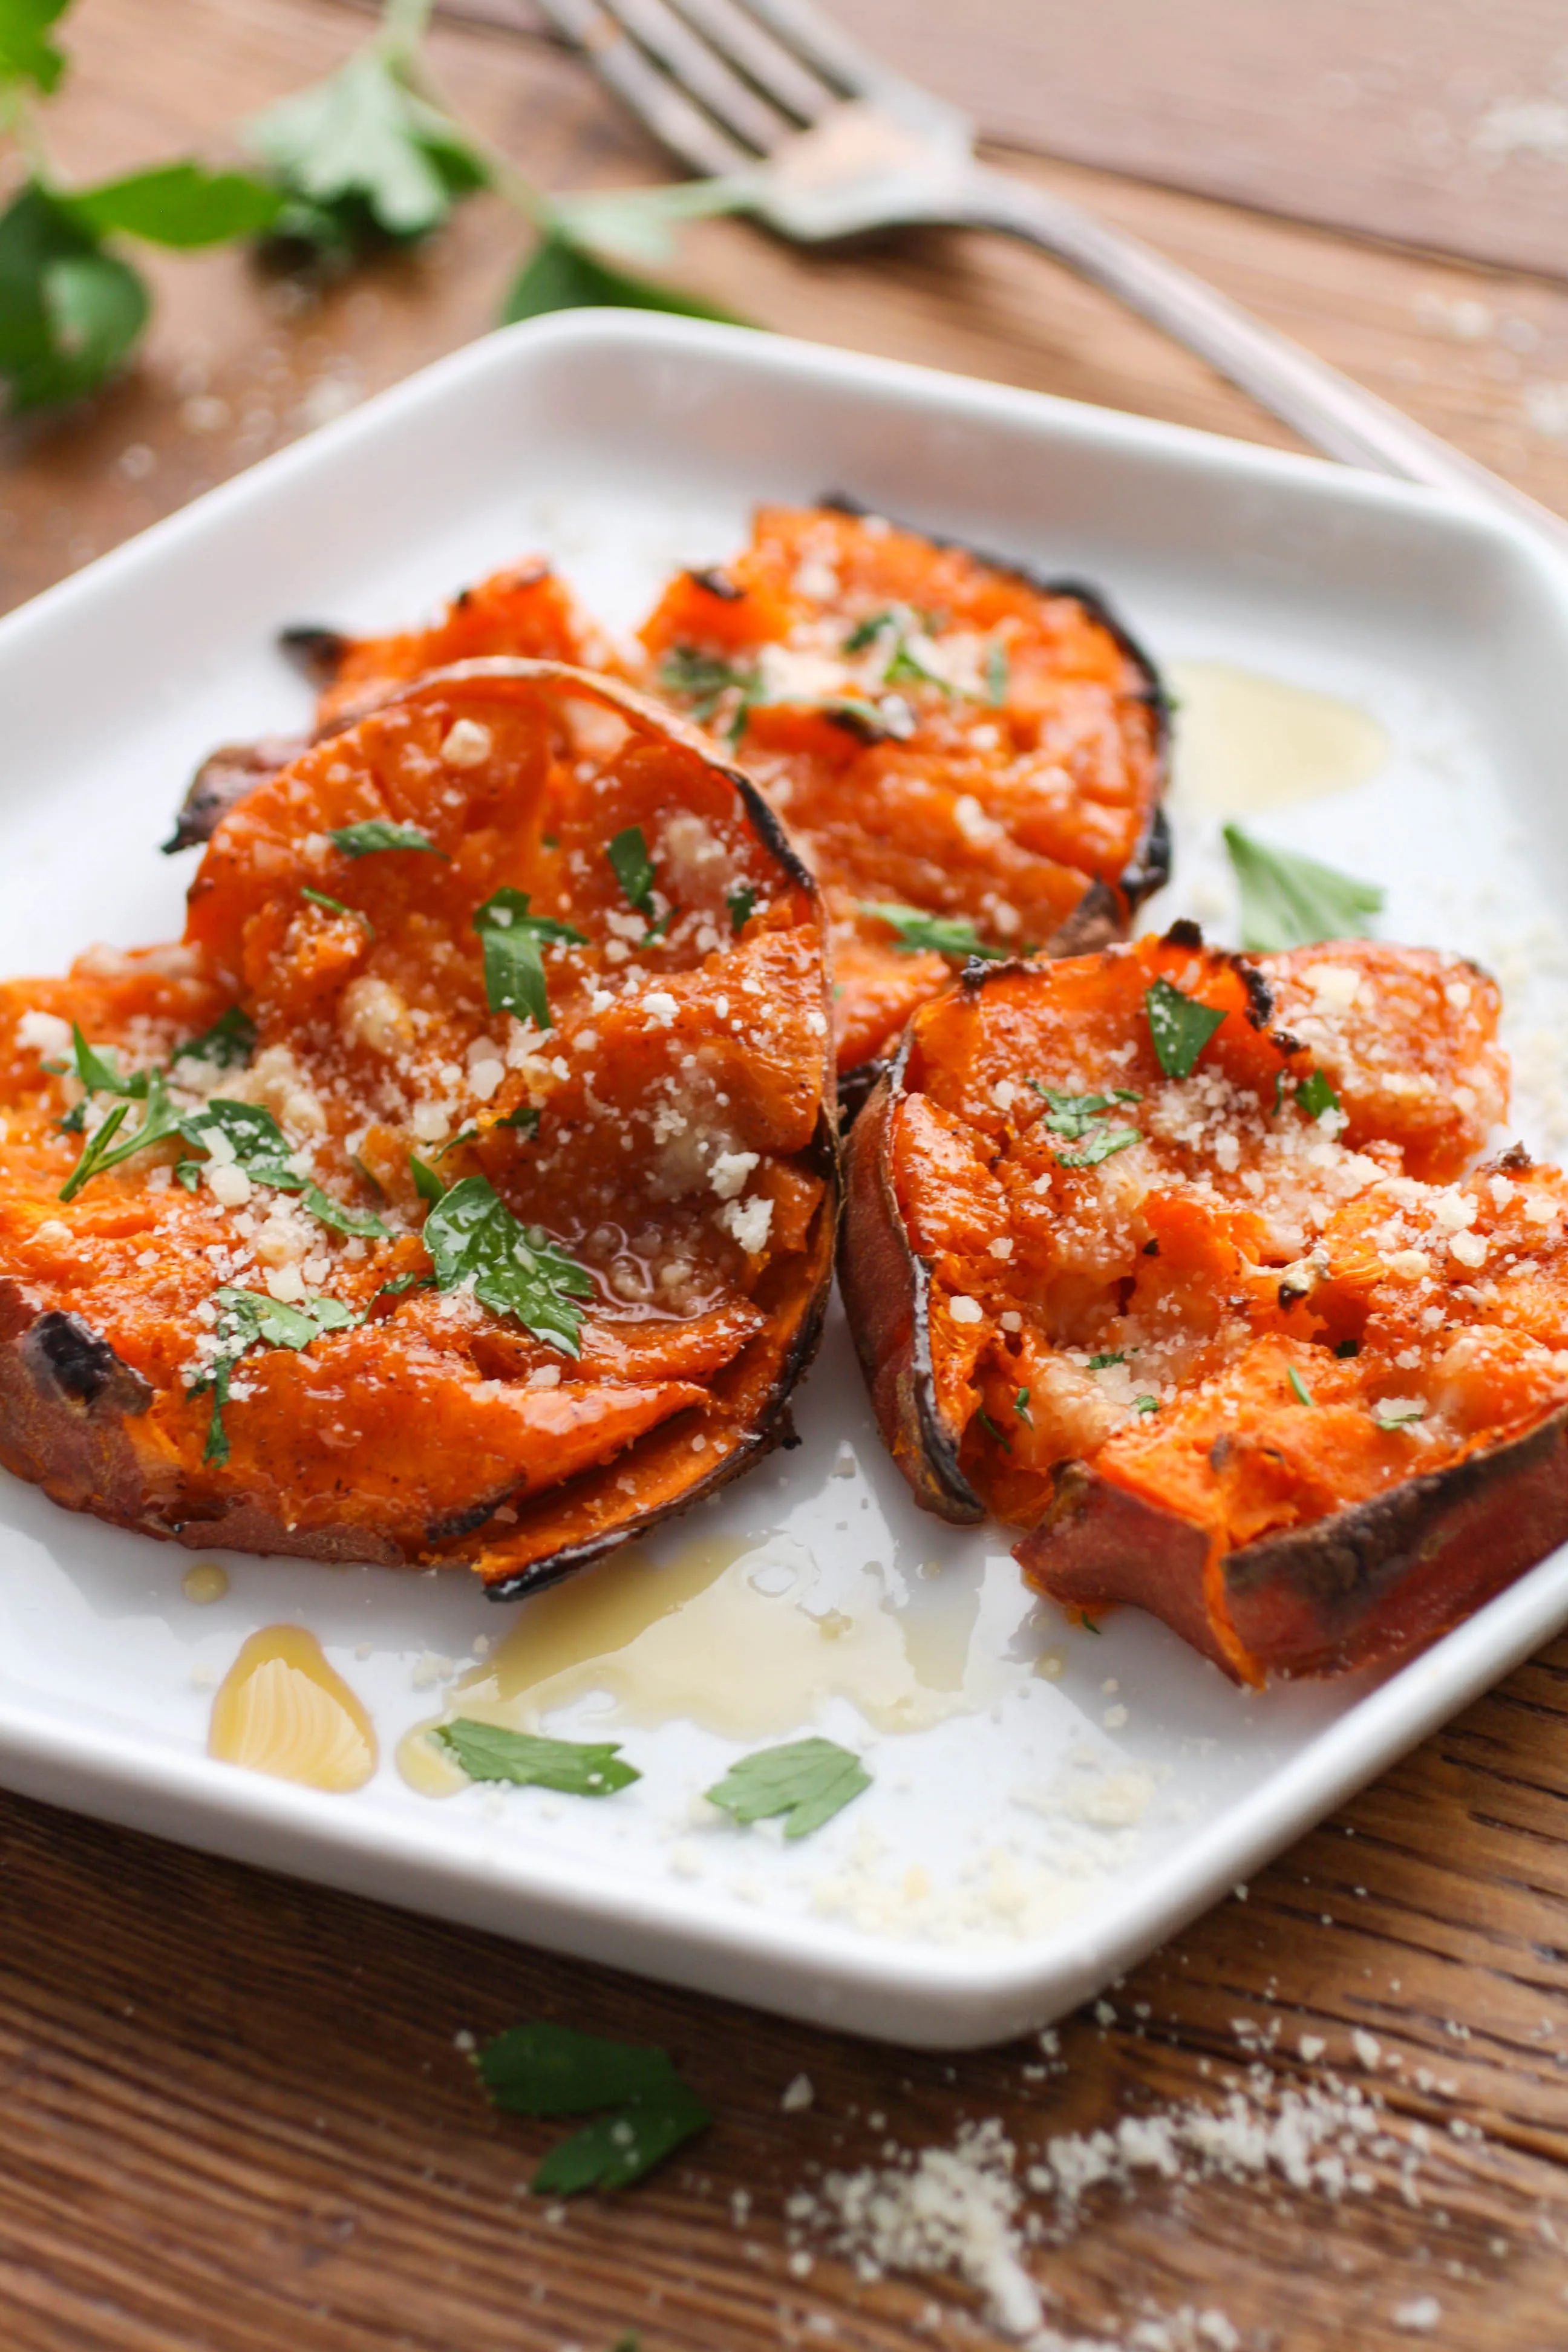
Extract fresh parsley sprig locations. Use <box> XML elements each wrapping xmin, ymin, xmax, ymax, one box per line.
<box><xmin>189</xmin><ymin>1284</ymin><xmax>356</xmax><ymax>1466</ymax></box>
<box><xmin>328</xmin><ymin>818</ymin><xmax>446</xmax><ymax>858</ymax></box>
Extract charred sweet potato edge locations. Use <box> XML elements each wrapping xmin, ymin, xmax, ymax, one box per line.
<box><xmin>0</xmin><ymin>661</ymin><xmax>839</xmax><ymax>1597</ymax></box>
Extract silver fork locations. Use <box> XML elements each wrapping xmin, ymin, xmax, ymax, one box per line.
<box><xmin>529</xmin><ymin>0</ymin><xmax>1568</xmax><ymax>560</ymax></box>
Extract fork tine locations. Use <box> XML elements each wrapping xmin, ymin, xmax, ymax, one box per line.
<box><xmin>594</xmin><ymin>0</ymin><xmax>799</xmax><ymax>155</ymax></box>
<box><xmin>530</xmin><ymin>0</ymin><xmax>758</xmax><ymax>176</ymax></box>
<box><xmin>665</xmin><ymin>0</ymin><xmax>841</xmax><ymax>125</ymax></box>
<box><xmin>729</xmin><ymin>0</ymin><xmax>938</xmax><ymax>117</ymax></box>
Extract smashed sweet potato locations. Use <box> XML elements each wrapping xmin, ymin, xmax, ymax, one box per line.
<box><xmin>166</xmin><ymin>559</ymin><xmax>610</xmax><ymax>852</ymax></box>
<box><xmin>641</xmin><ymin>503</ymin><xmax>1169</xmax><ymax>1089</ymax></box>
<box><xmin>840</xmin><ymin>924</ymin><xmax>1568</xmax><ymax>1682</ymax></box>
<box><xmin>0</xmin><ymin>660</ymin><xmax>835</xmax><ymax>1595</ymax></box>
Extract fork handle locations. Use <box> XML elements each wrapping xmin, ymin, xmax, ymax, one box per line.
<box><xmin>964</xmin><ymin>163</ymin><xmax>1568</xmax><ymax>562</ymax></box>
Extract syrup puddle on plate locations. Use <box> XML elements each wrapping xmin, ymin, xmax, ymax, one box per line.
<box><xmin>399</xmin><ymin>1531</ymin><xmax>1029</xmax><ymax>1797</ymax></box>
<box><xmin>1168</xmin><ymin>661</ymin><xmax>1390</xmax><ymax>813</ymax></box>
<box><xmin>209</xmin><ymin>1625</ymin><xmax>377</xmax><ymax>1794</ymax></box>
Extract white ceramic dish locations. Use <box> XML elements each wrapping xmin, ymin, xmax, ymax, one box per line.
<box><xmin>4</xmin><ymin>312</ymin><xmax>1568</xmax><ymax>2051</ymax></box>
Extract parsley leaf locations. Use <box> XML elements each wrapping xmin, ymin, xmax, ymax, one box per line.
<box><xmin>1134</xmin><ymin>1394</ymin><xmax>1160</xmax><ymax>1415</ymax></box>
<box><xmin>1054</xmin><ymin>1126</ymin><xmax>1140</xmax><ymax>1171</ymax></box>
<box><xmin>0</xmin><ymin>0</ymin><xmax>70</xmax><ymax>93</ymax></box>
<box><xmin>497</xmin><ymin>1103</ymin><xmax>541</xmax><ymax>1139</ymax></box>
<box><xmin>299</xmin><ymin>1181</ymin><xmax>388</xmax><ymax>1240</ymax></box>
<box><xmin>180</xmin><ymin>1098</ymin><xmax>302</xmax><ymax>1189</ymax></box>
<box><xmin>171</xmin><ymin>1007</ymin><xmax>256</xmax><ymax>1070</ymax></box>
<box><xmin>421</xmin><ymin>1175</ymin><xmax>593</xmax><ymax>1355</ymax></box>
<box><xmin>1296</xmin><ymin>1068</ymin><xmax>1341</xmax><ymax>1122</ymax></box>
<box><xmin>435</xmin><ymin>1720</ymin><xmax>639</xmax><ymax>1797</ymax></box>
<box><xmin>1088</xmin><ymin>1351</ymin><xmax>1126</xmax><ymax>1370</ymax></box>
<box><xmin>0</xmin><ymin>183</ymin><xmax>148</xmax><ymax>411</ymax></box>
<box><xmin>861</xmin><ymin>904</ymin><xmax>1007</xmax><ymax>962</ymax></box>
<box><xmin>501</xmin><ymin>230</ymin><xmax>742</xmax><ymax>331</ymax></box>
<box><xmin>476</xmin><ymin>2020</ymin><xmax>710</xmax><ymax>2197</ymax></box>
<box><xmin>472</xmin><ymin>887</ymin><xmax>585</xmax><ymax>1031</ymax></box>
<box><xmin>189</xmin><ymin>1284</ymin><xmax>354</xmax><ymax>1465</ymax></box>
<box><xmin>1374</xmin><ymin>1398</ymin><xmax>1425</xmax><ymax>1431</ymax></box>
<box><xmin>328</xmin><ymin>818</ymin><xmax>446</xmax><ymax>858</ymax></box>
<box><xmin>478</xmin><ymin>2022</ymin><xmax>678</xmax><ymax>2117</ymax></box>
<box><xmin>1014</xmin><ymin>1387</ymin><xmax>1032</xmax><ymax>1423</ymax></box>
<box><xmin>1222</xmin><ymin>825</ymin><xmax>1383</xmax><ymax>953</ymax></box>
<box><xmin>606</xmin><ymin>825</ymin><xmax>656</xmax><ymax>920</ymax></box>
<box><xmin>1036</xmin><ymin>1087</ymin><xmax>1142</xmax><ymax>1140</ymax></box>
<box><xmin>531</xmin><ymin>2085</ymin><xmax>711</xmax><ymax>2195</ymax></box>
<box><xmin>58</xmin><ymin>1070</ymin><xmax>181</xmax><ymax>1200</ymax></box>
<box><xmin>975</xmin><ymin>1406</ymin><xmax>1012</xmax><ymax>1451</ymax></box>
<box><xmin>301</xmin><ymin>884</ymin><xmax>373</xmax><ymax>934</ymax></box>
<box><xmin>726</xmin><ymin>884</ymin><xmax>756</xmax><ymax>935</ymax></box>
<box><xmin>1287</xmin><ymin>1364</ymin><xmax>1316</xmax><ymax>1408</ymax></box>
<box><xmin>409</xmin><ymin>1151</ymin><xmax>445</xmax><ymax>1204</ymax></box>
<box><xmin>656</xmin><ymin>645</ymin><xmax>762</xmax><ymax>727</ymax></box>
<box><xmin>1145</xmin><ymin>976</ymin><xmax>1227</xmax><ymax>1079</ymax></box>
<box><xmin>704</xmin><ymin>1736</ymin><xmax>870</xmax><ymax>1841</ymax></box>
<box><xmin>985</xmin><ymin>641</ymin><xmax>1010</xmax><ymax>707</ymax></box>
<box><xmin>249</xmin><ymin>47</ymin><xmax>486</xmax><ymax>257</ymax></box>
<box><xmin>65</xmin><ymin>163</ymin><xmax>282</xmax><ymax>249</ymax></box>
<box><xmin>65</xmin><ymin>1022</ymin><xmax>148</xmax><ymax>1102</ymax></box>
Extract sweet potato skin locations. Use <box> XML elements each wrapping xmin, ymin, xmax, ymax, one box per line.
<box><xmin>1</xmin><ymin>661</ymin><xmax>838</xmax><ymax>1592</ymax></box>
<box><xmin>1022</xmin><ymin>1402</ymin><xmax>1568</xmax><ymax>1683</ymax></box>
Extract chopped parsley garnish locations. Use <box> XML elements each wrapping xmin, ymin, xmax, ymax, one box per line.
<box><xmin>825</xmin><ymin>693</ymin><xmax>916</xmax><ymax>741</ymax></box>
<box><xmin>727</xmin><ymin>883</ymin><xmax>756</xmax><ymax>935</ymax></box>
<box><xmin>408</xmin><ymin>1151</ymin><xmax>445</xmax><ymax>1204</ymax></box>
<box><xmin>1296</xmin><ymin>1068</ymin><xmax>1341</xmax><ymax>1122</ymax></box>
<box><xmin>1222</xmin><ymin>825</ymin><xmax>1383</xmax><ymax>953</ymax></box>
<box><xmin>1034</xmin><ymin>1086</ymin><xmax>1143</xmax><ymax>1140</ymax></box>
<box><xmin>1077</xmin><ymin>1612</ymin><xmax>1102</xmax><ymax>1634</ymax></box>
<box><xmin>1145</xmin><ymin>976</ymin><xmax>1227</xmax><ymax>1079</ymax></box>
<box><xmin>606</xmin><ymin>825</ymin><xmax>656</xmax><ymax>921</ymax></box>
<box><xmin>435</xmin><ymin>1127</ymin><xmax>480</xmax><ymax>1160</ymax></box>
<box><xmin>1034</xmin><ymin>1085</ymin><xmax>1143</xmax><ymax>1170</ymax></box>
<box><xmin>656</xmin><ymin>645</ymin><xmax>760</xmax><ymax>724</ymax></box>
<box><xmin>180</xmin><ymin>1097</ymin><xmax>300</xmax><ymax>1187</ymax></box>
<box><xmin>477</xmin><ymin>2020</ymin><xmax>710</xmax><ymax>2196</ymax></box>
<box><xmin>1088</xmin><ymin>1351</ymin><xmax>1126</xmax><ymax>1370</ymax></box>
<box><xmin>1014</xmin><ymin>1387</ymin><xmax>1032</xmax><ymax>1424</ymax></box>
<box><xmin>421</xmin><ymin>1175</ymin><xmax>593</xmax><ymax>1356</ymax></box>
<box><xmin>1374</xmin><ymin>1398</ymin><xmax>1425</xmax><ymax>1431</ymax></box>
<box><xmin>497</xmin><ymin>1103</ymin><xmax>542</xmax><ymax>1138</ymax></box>
<box><xmin>328</xmin><ymin>819</ymin><xmax>446</xmax><ymax>858</ymax></box>
<box><xmin>704</xmin><ymin>1736</ymin><xmax>870</xmax><ymax>1841</ymax></box>
<box><xmin>842</xmin><ymin>607</ymin><xmax>950</xmax><ymax>695</ymax></box>
<box><xmin>861</xmin><ymin>903</ymin><xmax>1006</xmax><ymax>961</ymax></box>
<box><xmin>299</xmin><ymin>1183</ymin><xmax>389</xmax><ymax>1239</ymax></box>
<box><xmin>171</xmin><ymin>1007</ymin><xmax>256</xmax><ymax>1070</ymax></box>
<box><xmin>883</xmin><ymin>635</ymin><xmax>951</xmax><ymax>694</ymax></box>
<box><xmin>472</xmin><ymin>887</ymin><xmax>586</xmax><ymax>1031</ymax></box>
<box><xmin>841</xmin><ymin>609</ymin><xmax>898</xmax><ymax>653</ymax></box>
<box><xmin>189</xmin><ymin>1284</ymin><xmax>355</xmax><ymax>1465</ymax></box>
<box><xmin>1054</xmin><ymin>1127</ymin><xmax>1141</xmax><ymax>1171</ymax></box>
<box><xmin>58</xmin><ymin>1071</ymin><xmax>181</xmax><ymax>1200</ymax></box>
<box><xmin>985</xmin><ymin>640</ymin><xmax>1010</xmax><ymax>707</ymax></box>
<box><xmin>1287</xmin><ymin>1365</ymin><xmax>1315</xmax><ymax>1408</ymax></box>
<box><xmin>301</xmin><ymin>885</ymin><xmax>354</xmax><ymax>923</ymax></box>
<box><xmin>975</xmin><ymin>1406</ymin><xmax>1012</xmax><ymax>1451</ymax></box>
<box><xmin>434</xmin><ymin>1720</ymin><xmax>639</xmax><ymax>1797</ymax></box>
<box><xmin>1133</xmin><ymin>1394</ymin><xmax>1159</xmax><ymax>1414</ymax></box>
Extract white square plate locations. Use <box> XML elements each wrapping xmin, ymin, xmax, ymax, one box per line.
<box><xmin>4</xmin><ymin>312</ymin><xmax>1568</xmax><ymax>2050</ymax></box>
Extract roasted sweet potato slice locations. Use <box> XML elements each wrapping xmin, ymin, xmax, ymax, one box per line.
<box><xmin>167</xmin><ymin>560</ymin><xmax>611</xmax><ymax>852</ymax></box>
<box><xmin>838</xmin><ymin>925</ymin><xmax>1568</xmax><ymax>1683</ymax></box>
<box><xmin>641</xmin><ymin>503</ymin><xmax>1169</xmax><ymax>1088</ymax></box>
<box><xmin>0</xmin><ymin>661</ymin><xmax>835</xmax><ymax>1594</ymax></box>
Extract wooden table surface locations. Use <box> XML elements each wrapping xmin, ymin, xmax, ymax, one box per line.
<box><xmin>4</xmin><ymin>6</ymin><xmax>1568</xmax><ymax>2348</ymax></box>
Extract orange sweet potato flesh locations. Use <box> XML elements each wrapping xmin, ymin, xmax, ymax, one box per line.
<box><xmin>0</xmin><ymin>661</ymin><xmax>835</xmax><ymax>1594</ymax></box>
<box><xmin>840</xmin><ymin>925</ymin><xmax>1568</xmax><ymax>1682</ymax></box>
<box><xmin>641</xmin><ymin>504</ymin><xmax>1169</xmax><ymax>1085</ymax></box>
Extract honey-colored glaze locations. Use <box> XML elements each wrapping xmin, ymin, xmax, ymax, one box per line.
<box><xmin>1169</xmin><ymin>660</ymin><xmax>1390</xmax><ymax>812</ymax></box>
<box><xmin>209</xmin><ymin>1625</ymin><xmax>377</xmax><ymax>1794</ymax></box>
<box><xmin>181</xmin><ymin>1562</ymin><xmax>229</xmax><ymax>1606</ymax></box>
<box><xmin>398</xmin><ymin>1532</ymin><xmax>1027</xmax><ymax>1795</ymax></box>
